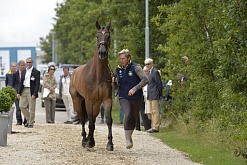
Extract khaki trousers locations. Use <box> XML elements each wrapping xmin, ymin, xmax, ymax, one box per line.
<box><xmin>20</xmin><ymin>88</ymin><xmax>36</xmax><ymax>125</ymax></box>
<box><xmin>44</xmin><ymin>98</ymin><xmax>56</xmax><ymax>123</ymax></box>
<box><xmin>62</xmin><ymin>94</ymin><xmax>73</xmax><ymax>121</ymax></box>
<box><xmin>147</xmin><ymin>100</ymin><xmax>160</xmax><ymax>130</ymax></box>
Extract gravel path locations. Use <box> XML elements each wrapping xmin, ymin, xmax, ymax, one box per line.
<box><xmin>0</xmin><ymin>123</ymin><xmax>201</xmax><ymax>165</ymax></box>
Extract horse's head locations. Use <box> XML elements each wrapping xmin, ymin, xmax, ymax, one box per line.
<box><xmin>96</xmin><ymin>21</ymin><xmax>111</xmax><ymax>59</ymax></box>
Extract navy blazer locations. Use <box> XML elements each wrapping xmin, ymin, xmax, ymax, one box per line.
<box><xmin>18</xmin><ymin>68</ymin><xmax>40</xmax><ymax>98</ymax></box>
<box><xmin>147</xmin><ymin>67</ymin><xmax>163</xmax><ymax>100</ymax></box>
<box><xmin>12</xmin><ymin>70</ymin><xmax>21</xmax><ymax>92</ymax></box>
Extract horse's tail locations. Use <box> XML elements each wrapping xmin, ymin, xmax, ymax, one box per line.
<box><xmin>72</xmin><ymin>99</ymin><xmax>88</xmax><ymax>124</ymax></box>
<box><xmin>80</xmin><ymin>99</ymin><xmax>88</xmax><ymax>124</ymax></box>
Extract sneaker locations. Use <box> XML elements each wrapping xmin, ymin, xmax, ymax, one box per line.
<box><xmin>147</xmin><ymin>129</ymin><xmax>159</xmax><ymax>133</ymax></box>
<box><xmin>64</xmin><ymin>121</ymin><xmax>73</xmax><ymax>124</ymax></box>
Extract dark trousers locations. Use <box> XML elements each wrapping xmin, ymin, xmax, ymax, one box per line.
<box><xmin>140</xmin><ymin>97</ymin><xmax>151</xmax><ymax>131</ymax></box>
<box><xmin>119</xmin><ymin>98</ymin><xmax>142</xmax><ymax>130</ymax></box>
<box><xmin>15</xmin><ymin>98</ymin><xmax>27</xmax><ymax>124</ymax></box>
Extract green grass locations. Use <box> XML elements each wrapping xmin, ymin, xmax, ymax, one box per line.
<box><xmin>111</xmin><ymin>99</ymin><xmax>246</xmax><ymax>164</ymax></box>
<box><xmin>152</xmin><ymin>126</ymin><xmax>246</xmax><ymax>165</ymax></box>
<box><xmin>110</xmin><ymin>99</ymin><xmax>246</xmax><ymax>164</ymax></box>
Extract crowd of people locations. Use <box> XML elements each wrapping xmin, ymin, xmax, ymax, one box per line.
<box><xmin>5</xmin><ymin>57</ymin><xmax>75</xmax><ymax>128</ymax></box>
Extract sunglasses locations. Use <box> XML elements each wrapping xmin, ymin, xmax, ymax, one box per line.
<box><xmin>26</xmin><ymin>62</ymin><xmax>32</xmax><ymax>64</ymax></box>
<box><xmin>50</xmin><ymin>69</ymin><xmax>55</xmax><ymax>70</ymax></box>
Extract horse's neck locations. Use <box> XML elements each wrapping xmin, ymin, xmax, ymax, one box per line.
<box><xmin>91</xmin><ymin>52</ymin><xmax>109</xmax><ymax>77</ymax></box>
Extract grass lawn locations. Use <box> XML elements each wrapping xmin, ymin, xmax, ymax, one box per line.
<box><xmin>110</xmin><ymin>99</ymin><xmax>246</xmax><ymax>165</ymax></box>
<box><xmin>151</xmin><ymin>126</ymin><xmax>246</xmax><ymax>165</ymax></box>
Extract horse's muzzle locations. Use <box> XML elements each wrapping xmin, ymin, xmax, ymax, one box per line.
<box><xmin>98</xmin><ymin>49</ymin><xmax>107</xmax><ymax>59</ymax></box>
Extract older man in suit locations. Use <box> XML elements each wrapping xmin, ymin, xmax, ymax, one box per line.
<box><xmin>145</xmin><ymin>58</ymin><xmax>163</xmax><ymax>133</ymax></box>
<box><xmin>17</xmin><ymin>57</ymin><xmax>40</xmax><ymax>128</ymax></box>
<box><xmin>12</xmin><ymin>60</ymin><xmax>26</xmax><ymax>125</ymax></box>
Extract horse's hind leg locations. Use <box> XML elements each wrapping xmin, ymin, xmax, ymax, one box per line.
<box><xmin>70</xmin><ymin>88</ymin><xmax>88</xmax><ymax>148</ymax></box>
<box><xmin>81</xmin><ymin>99</ymin><xmax>88</xmax><ymax>148</ymax></box>
<box><xmin>104</xmin><ymin>99</ymin><xmax>114</xmax><ymax>151</ymax></box>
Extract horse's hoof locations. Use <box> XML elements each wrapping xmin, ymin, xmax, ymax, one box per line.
<box><xmin>82</xmin><ymin>141</ymin><xmax>87</xmax><ymax>148</ymax></box>
<box><xmin>106</xmin><ymin>144</ymin><xmax>114</xmax><ymax>151</ymax></box>
<box><xmin>87</xmin><ymin>141</ymin><xmax>95</xmax><ymax>148</ymax></box>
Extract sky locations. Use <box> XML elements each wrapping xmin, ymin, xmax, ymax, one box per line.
<box><xmin>0</xmin><ymin>0</ymin><xmax>64</xmax><ymax>47</ymax></box>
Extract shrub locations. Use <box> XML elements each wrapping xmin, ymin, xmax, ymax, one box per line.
<box><xmin>1</xmin><ymin>86</ymin><xmax>16</xmax><ymax>104</ymax></box>
<box><xmin>0</xmin><ymin>90</ymin><xmax>12</xmax><ymax>113</ymax></box>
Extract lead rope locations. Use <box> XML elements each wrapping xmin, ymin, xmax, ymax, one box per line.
<box><xmin>107</xmin><ymin>62</ymin><xmax>119</xmax><ymax>97</ymax></box>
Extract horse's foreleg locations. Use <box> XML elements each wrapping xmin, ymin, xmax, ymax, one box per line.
<box><xmin>87</xmin><ymin>115</ymin><xmax>95</xmax><ymax>148</ymax></box>
<box><xmin>81</xmin><ymin>123</ymin><xmax>87</xmax><ymax>148</ymax></box>
<box><xmin>105</xmin><ymin>100</ymin><xmax>114</xmax><ymax>151</ymax></box>
<box><xmin>80</xmin><ymin>99</ymin><xmax>88</xmax><ymax>148</ymax></box>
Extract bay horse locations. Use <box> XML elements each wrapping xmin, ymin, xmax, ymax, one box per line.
<box><xmin>69</xmin><ymin>21</ymin><xmax>113</xmax><ymax>151</ymax></box>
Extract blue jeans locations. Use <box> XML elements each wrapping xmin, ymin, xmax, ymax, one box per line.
<box><xmin>15</xmin><ymin>98</ymin><xmax>23</xmax><ymax>123</ymax></box>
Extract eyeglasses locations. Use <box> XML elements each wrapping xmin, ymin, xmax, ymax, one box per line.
<box><xmin>26</xmin><ymin>62</ymin><xmax>32</xmax><ymax>64</ymax></box>
<box><xmin>145</xmin><ymin>63</ymin><xmax>151</xmax><ymax>66</ymax></box>
<box><xmin>50</xmin><ymin>69</ymin><xmax>55</xmax><ymax>70</ymax></box>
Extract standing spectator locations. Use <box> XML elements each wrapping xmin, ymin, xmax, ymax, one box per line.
<box><xmin>145</xmin><ymin>58</ymin><xmax>163</xmax><ymax>133</ymax></box>
<box><xmin>59</xmin><ymin>67</ymin><xmax>73</xmax><ymax>124</ymax></box>
<box><xmin>42</xmin><ymin>65</ymin><xmax>57</xmax><ymax>124</ymax></box>
<box><xmin>158</xmin><ymin>70</ymin><xmax>165</xmax><ymax>120</ymax></box>
<box><xmin>12</xmin><ymin>60</ymin><xmax>26</xmax><ymax>125</ymax></box>
<box><xmin>17</xmin><ymin>57</ymin><xmax>40</xmax><ymax>128</ymax></box>
<box><xmin>5</xmin><ymin>62</ymin><xmax>17</xmax><ymax>86</ymax></box>
<box><xmin>141</xmin><ymin>66</ymin><xmax>151</xmax><ymax>131</ymax></box>
<box><xmin>119</xmin><ymin>105</ymin><xmax>124</xmax><ymax>124</ymax></box>
<box><xmin>113</xmin><ymin>49</ymin><xmax>148</xmax><ymax>149</ymax></box>
<box><xmin>176</xmin><ymin>56</ymin><xmax>189</xmax><ymax>86</ymax></box>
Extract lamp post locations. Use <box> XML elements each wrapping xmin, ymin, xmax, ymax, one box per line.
<box><xmin>51</xmin><ymin>31</ymin><xmax>58</xmax><ymax>64</ymax></box>
<box><xmin>51</xmin><ymin>32</ymin><xmax>55</xmax><ymax>63</ymax></box>
<box><xmin>145</xmin><ymin>0</ymin><xmax>149</xmax><ymax>59</ymax></box>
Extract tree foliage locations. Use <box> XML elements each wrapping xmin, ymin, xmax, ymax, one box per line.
<box><xmin>41</xmin><ymin>0</ymin><xmax>169</xmax><ymax>67</ymax></box>
<box><xmin>153</xmin><ymin>0</ymin><xmax>247</xmax><ymax>156</ymax></box>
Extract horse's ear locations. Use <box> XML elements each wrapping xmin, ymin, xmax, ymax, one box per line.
<box><xmin>106</xmin><ymin>20</ymin><xmax>111</xmax><ymax>30</ymax></box>
<box><xmin>96</xmin><ymin>21</ymin><xmax>101</xmax><ymax>30</ymax></box>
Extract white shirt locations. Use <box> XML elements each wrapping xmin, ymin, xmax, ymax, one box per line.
<box><xmin>23</xmin><ymin>66</ymin><xmax>33</xmax><ymax>87</ymax></box>
<box><xmin>62</xmin><ymin>75</ymin><xmax>70</xmax><ymax>95</ymax></box>
<box><xmin>143</xmin><ymin>85</ymin><xmax>148</xmax><ymax>102</ymax></box>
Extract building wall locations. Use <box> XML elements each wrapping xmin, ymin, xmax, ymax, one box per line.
<box><xmin>0</xmin><ymin>47</ymin><xmax>36</xmax><ymax>78</ymax></box>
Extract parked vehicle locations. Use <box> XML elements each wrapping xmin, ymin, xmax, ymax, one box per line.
<box><xmin>59</xmin><ymin>64</ymin><xmax>80</xmax><ymax>69</ymax></box>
